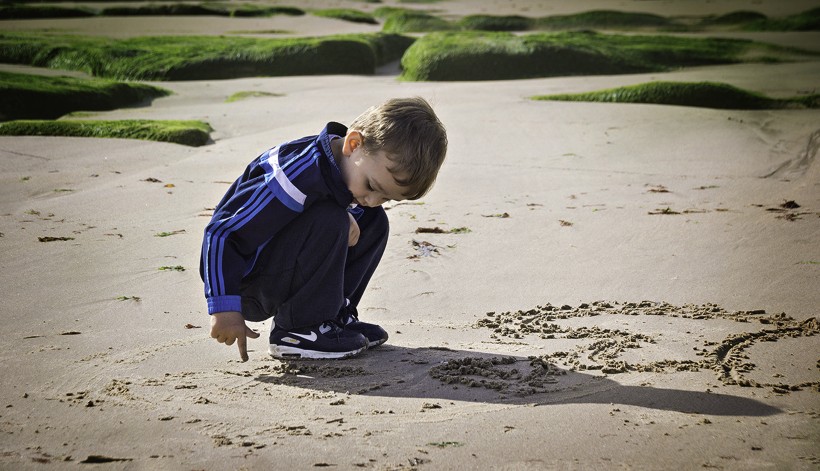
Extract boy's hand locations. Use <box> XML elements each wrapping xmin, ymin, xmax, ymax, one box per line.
<box><xmin>348</xmin><ymin>212</ymin><xmax>360</xmax><ymax>246</ymax></box>
<box><xmin>210</xmin><ymin>311</ymin><xmax>260</xmax><ymax>362</ymax></box>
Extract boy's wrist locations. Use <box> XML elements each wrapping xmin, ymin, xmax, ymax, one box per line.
<box><xmin>207</xmin><ymin>295</ymin><xmax>242</xmax><ymax>315</ymax></box>
<box><xmin>212</xmin><ymin>310</ymin><xmax>242</xmax><ymax>320</ymax></box>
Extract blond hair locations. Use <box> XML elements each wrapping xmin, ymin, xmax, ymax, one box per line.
<box><xmin>349</xmin><ymin>97</ymin><xmax>447</xmax><ymax>200</ymax></box>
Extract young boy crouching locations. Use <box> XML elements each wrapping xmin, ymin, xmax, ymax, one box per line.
<box><xmin>200</xmin><ymin>97</ymin><xmax>448</xmax><ymax>361</ymax></box>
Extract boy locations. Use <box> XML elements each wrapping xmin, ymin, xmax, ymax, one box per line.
<box><xmin>200</xmin><ymin>97</ymin><xmax>447</xmax><ymax>361</ymax></box>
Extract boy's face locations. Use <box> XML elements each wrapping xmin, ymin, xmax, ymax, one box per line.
<box><xmin>339</xmin><ymin>132</ymin><xmax>408</xmax><ymax>207</ymax></box>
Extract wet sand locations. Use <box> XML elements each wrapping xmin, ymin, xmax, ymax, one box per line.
<box><xmin>1</xmin><ymin>1</ymin><xmax>818</xmax><ymax>469</ymax></box>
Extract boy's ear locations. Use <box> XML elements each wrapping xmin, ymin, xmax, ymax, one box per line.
<box><xmin>342</xmin><ymin>131</ymin><xmax>363</xmax><ymax>156</ymax></box>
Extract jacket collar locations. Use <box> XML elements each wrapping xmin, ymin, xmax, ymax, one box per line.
<box><xmin>317</xmin><ymin>122</ymin><xmax>353</xmax><ymax>207</ymax></box>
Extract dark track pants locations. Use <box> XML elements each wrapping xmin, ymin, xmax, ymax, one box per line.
<box><xmin>239</xmin><ymin>201</ymin><xmax>388</xmax><ymax>330</ymax></box>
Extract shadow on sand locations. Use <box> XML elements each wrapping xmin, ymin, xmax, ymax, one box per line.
<box><xmin>254</xmin><ymin>345</ymin><xmax>780</xmax><ymax>417</ymax></box>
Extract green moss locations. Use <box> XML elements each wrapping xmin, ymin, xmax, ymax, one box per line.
<box><xmin>535</xmin><ymin>10</ymin><xmax>673</xmax><ymax>30</ymax></box>
<box><xmin>312</xmin><ymin>8</ymin><xmax>378</xmax><ymax>24</ymax></box>
<box><xmin>225</xmin><ymin>91</ymin><xmax>283</xmax><ymax>103</ymax></box>
<box><xmin>699</xmin><ymin>10</ymin><xmax>768</xmax><ymax>26</ymax></box>
<box><xmin>0</xmin><ymin>71</ymin><xmax>170</xmax><ymax>121</ymax></box>
<box><xmin>399</xmin><ymin>31</ymin><xmax>815</xmax><ymax>81</ymax></box>
<box><xmin>2</xmin><ymin>3</ymin><xmax>305</xmax><ymax>19</ymax></box>
<box><xmin>0</xmin><ymin>33</ymin><xmax>414</xmax><ymax>81</ymax></box>
<box><xmin>346</xmin><ymin>33</ymin><xmax>416</xmax><ymax>64</ymax></box>
<box><xmin>0</xmin><ymin>119</ymin><xmax>213</xmax><ymax>146</ymax></box>
<box><xmin>792</xmin><ymin>94</ymin><xmax>820</xmax><ymax>108</ymax></box>
<box><xmin>696</xmin><ymin>8</ymin><xmax>820</xmax><ymax>31</ymax></box>
<box><xmin>458</xmin><ymin>15</ymin><xmax>534</xmax><ymax>31</ymax></box>
<box><xmin>378</xmin><ymin>8</ymin><xmax>818</xmax><ymax>34</ymax></box>
<box><xmin>227</xmin><ymin>5</ymin><xmax>304</xmax><ymax>17</ymax></box>
<box><xmin>382</xmin><ymin>11</ymin><xmax>454</xmax><ymax>33</ymax></box>
<box><xmin>531</xmin><ymin>81</ymin><xmax>820</xmax><ymax>109</ymax></box>
<box><xmin>0</xmin><ymin>5</ymin><xmax>95</xmax><ymax>20</ymax></box>
<box><xmin>99</xmin><ymin>4</ymin><xmax>220</xmax><ymax>16</ymax></box>
<box><xmin>742</xmin><ymin>7</ymin><xmax>820</xmax><ymax>31</ymax></box>
<box><xmin>154</xmin><ymin>230</ymin><xmax>186</xmax><ymax>237</ymax></box>
<box><xmin>61</xmin><ymin>111</ymin><xmax>99</xmax><ymax>118</ymax></box>
<box><xmin>226</xmin><ymin>30</ymin><xmax>292</xmax><ymax>35</ymax></box>
<box><xmin>373</xmin><ymin>7</ymin><xmax>414</xmax><ymax>19</ymax></box>
<box><xmin>383</xmin><ymin>10</ymin><xmax>675</xmax><ymax>33</ymax></box>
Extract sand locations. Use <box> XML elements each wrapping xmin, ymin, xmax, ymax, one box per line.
<box><xmin>1</xmin><ymin>1</ymin><xmax>819</xmax><ymax>469</ymax></box>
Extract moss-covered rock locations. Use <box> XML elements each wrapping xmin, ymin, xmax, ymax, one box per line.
<box><xmin>535</xmin><ymin>10</ymin><xmax>672</xmax><ymax>30</ymax></box>
<box><xmin>742</xmin><ymin>7</ymin><xmax>820</xmax><ymax>31</ymax></box>
<box><xmin>0</xmin><ymin>71</ymin><xmax>169</xmax><ymax>121</ymax></box>
<box><xmin>699</xmin><ymin>10</ymin><xmax>768</xmax><ymax>26</ymax></box>
<box><xmin>373</xmin><ymin>7</ymin><xmax>415</xmax><ymax>19</ymax></box>
<box><xmin>99</xmin><ymin>4</ymin><xmax>223</xmax><ymax>16</ymax></box>
<box><xmin>457</xmin><ymin>15</ymin><xmax>534</xmax><ymax>31</ymax></box>
<box><xmin>697</xmin><ymin>8</ymin><xmax>820</xmax><ymax>31</ymax></box>
<box><xmin>227</xmin><ymin>6</ymin><xmax>304</xmax><ymax>17</ymax></box>
<box><xmin>400</xmin><ymin>32</ymin><xmax>631</xmax><ymax>81</ymax></box>
<box><xmin>0</xmin><ymin>33</ymin><xmax>415</xmax><ymax>81</ymax></box>
<box><xmin>531</xmin><ymin>81</ymin><xmax>820</xmax><ymax>109</ymax></box>
<box><xmin>382</xmin><ymin>11</ymin><xmax>454</xmax><ymax>33</ymax></box>
<box><xmin>351</xmin><ymin>33</ymin><xmax>416</xmax><ymax>65</ymax></box>
<box><xmin>1</xmin><ymin>3</ymin><xmax>305</xmax><ymax>19</ymax></box>
<box><xmin>312</xmin><ymin>9</ymin><xmax>377</xmax><ymax>25</ymax></box>
<box><xmin>0</xmin><ymin>5</ymin><xmax>95</xmax><ymax>20</ymax></box>
<box><xmin>399</xmin><ymin>31</ymin><xmax>814</xmax><ymax>81</ymax></box>
<box><xmin>0</xmin><ymin>119</ymin><xmax>213</xmax><ymax>146</ymax></box>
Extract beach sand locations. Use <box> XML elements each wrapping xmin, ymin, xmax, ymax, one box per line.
<box><xmin>1</xmin><ymin>1</ymin><xmax>818</xmax><ymax>469</ymax></box>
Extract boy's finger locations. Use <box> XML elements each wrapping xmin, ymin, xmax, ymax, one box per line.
<box><xmin>237</xmin><ymin>334</ymin><xmax>249</xmax><ymax>362</ymax></box>
<box><xmin>246</xmin><ymin>327</ymin><xmax>261</xmax><ymax>339</ymax></box>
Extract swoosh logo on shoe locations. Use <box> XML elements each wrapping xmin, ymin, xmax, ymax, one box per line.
<box><xmin>290</xmin><ymin>331</ymin><xmax>317</xmax><ymax>342</ymax></box>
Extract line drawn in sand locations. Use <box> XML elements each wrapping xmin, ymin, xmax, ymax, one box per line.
<box><xmin>473</xmin><ymin>301</ymin><xmax>819</xmax><ymax>395</ymax></box>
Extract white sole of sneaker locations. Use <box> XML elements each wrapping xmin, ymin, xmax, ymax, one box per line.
<box><xmin>269</xmin><ymin>344</ymin><xmax>366</xmax><ymax>360</ymax></box>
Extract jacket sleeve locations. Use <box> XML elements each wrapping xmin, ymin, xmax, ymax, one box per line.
<box><xmin>200</xmin><ymin>146</ymin><xmax>319</xmax><ymax>314</ymax></box>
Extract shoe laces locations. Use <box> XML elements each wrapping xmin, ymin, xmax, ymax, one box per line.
<box><xmin>339</xmin><ymin>309</ymin><xmax>359</xmax><ymax>326</ymax></box>
<box><xmin>319</xmin><ymin>320</ymin><xmax>344</xmax><ymax>334</ymax></box>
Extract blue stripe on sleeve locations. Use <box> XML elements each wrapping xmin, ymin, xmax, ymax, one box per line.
<box><xmin>287</xmin><ymin>148</ymin><xmax>320</xmax><ymax>180</ymax></box>
<box><xmin>205</xmin><ymin>184</ymin><xmax>272</xmax><ymax>297</ymax></box>
<box><xmin>260</xmin><ymin>152</ymin><xmax>307</xmax><ymax>214</ymax></box>
<box><xmin>268</xmin><ymin>180</ymin><xmax>304</xmax><ymax>213</ymax></box>
<box><xmin>281</xmin><ymin>144</ymin><xmax>313</xmax><ymax>171</ymax></box>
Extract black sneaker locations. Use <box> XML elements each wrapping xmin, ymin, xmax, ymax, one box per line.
<box><xmin>338</xmin><ymin>307</ymin><xmax>388</xmax><ymax>348</ymax></box>
<box><xmin>269</xmin><ymin>321</ymin><xmax>368</xmax><ymax>360</ymax></box>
